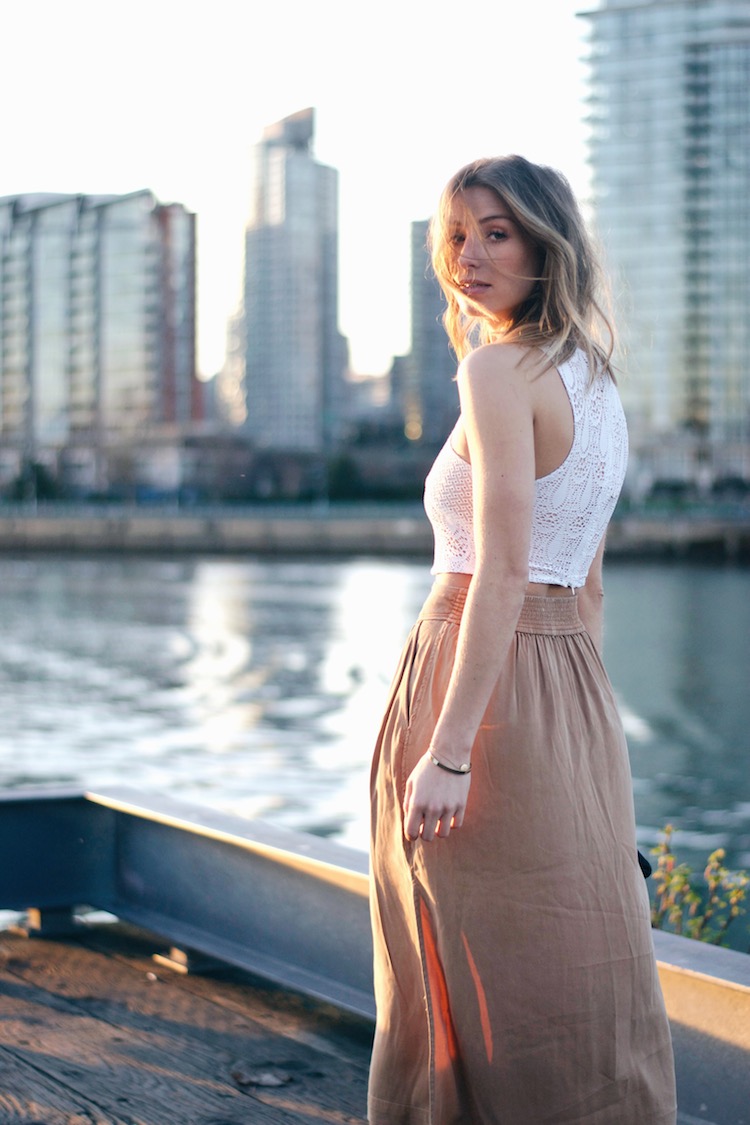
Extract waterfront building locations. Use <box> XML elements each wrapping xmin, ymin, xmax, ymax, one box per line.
<box><xmin>581</xmin><ymin>0</ymin><xmax>750</xmax><ymax>490</ymax></box>
<box><xmin>401</xmin><ymin>219</ymin><xmax>458</xmax><ymax>446</ymax></box>
<box><xmin>217</xmin><ymin>307</ymin><xmax>247</xmax><ymax>428</ymax></box>
<box><xmin>0</xmin><ymin>190</ymin><xmax>199</xmax><ymax>494</ymax></box>
<box><xmin>238</xmin><ymin>108</ymin><xmax>349</xmax><ymax>454</ymax></box>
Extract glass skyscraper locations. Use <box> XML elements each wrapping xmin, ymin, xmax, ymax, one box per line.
<box><xmin>581</xmin><ymin>0</ymin><xmax>750</xmax><ymax>488</ymax></box>
<box><xmin>0</xmin><ymin>190</ymin><xmax>198</xmax><ymax>493</ymax></box>
<box><xmin>238</xmin><ymin>108</ymin><xmax>348</xmax><ymax>453</ymax></box>
<box><xmin>402</xmin><ymin>219</ymin><xmax>458</xmax><ymax>447</ymax></box>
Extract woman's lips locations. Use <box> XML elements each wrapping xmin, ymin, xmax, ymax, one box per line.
<box><xmin>461</xmin><ymin>281</ymin><xmax>491</xmax><ymax>298</ymax></box>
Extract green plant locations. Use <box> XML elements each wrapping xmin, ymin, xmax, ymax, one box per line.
<box><xmin>650</xmin><ymin>824</ymin><xmax>749</xmax><ymax>946</ymax></box>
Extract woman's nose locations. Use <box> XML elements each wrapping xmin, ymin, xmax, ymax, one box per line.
<box><xmin>459</xmin><ymin>234</ymin><xmax>482</xmax><ymax>262</ymax></box>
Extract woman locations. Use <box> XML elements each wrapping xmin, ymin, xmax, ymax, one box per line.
<box><xmin>368</xmin><ymin>156</ymin><xmax>676</xmax><ymax>1124</ymax></box>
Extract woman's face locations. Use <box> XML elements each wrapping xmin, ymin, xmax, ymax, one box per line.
<box><xmin>448</xmin><ymin>185</ymin><xmax>540</xmax><ymax>324</ymax></box>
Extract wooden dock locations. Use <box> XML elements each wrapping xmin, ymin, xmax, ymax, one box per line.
<box><xmin>0</xmin><ymin>922</ymin><xmax>371</xmax><ymax>1125</ymax></box>
<box><xmin>2</xmin><ymin>789</ymin><xmax>750</xmax><ymax>1125</ymax></box>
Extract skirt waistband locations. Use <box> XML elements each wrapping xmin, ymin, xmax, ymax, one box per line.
<box><xmin>418</xmin><ymin>578</ymin><xmax>585</xmax><ymax>635</ymax></box>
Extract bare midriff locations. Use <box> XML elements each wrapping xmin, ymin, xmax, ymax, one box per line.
<box><xmin>525</xmin><ymin>580</ymin><xmax>576</xmax><ymax>597</ymax></box>
<box><xmin>433</xmin><ymin>572</ymin><xmax>575</xmax><ymax>597</ymax></box>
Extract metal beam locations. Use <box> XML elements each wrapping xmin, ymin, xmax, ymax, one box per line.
<box><xmin>0</xmin><ymin>786</ymin><xmax>373</xmax><ymax>1018</ymax></box>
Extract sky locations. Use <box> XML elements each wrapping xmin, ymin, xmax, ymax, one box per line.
<box><xmin>2</xmin><ymin>0</ymin><xmax>595</xmax><ymax>378</ymax></box>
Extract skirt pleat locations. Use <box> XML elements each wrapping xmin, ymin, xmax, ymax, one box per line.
<box><xmin>369</xmin><ymin>579</ymin><xmax>676</xmax><ymax>1125</ymax></box>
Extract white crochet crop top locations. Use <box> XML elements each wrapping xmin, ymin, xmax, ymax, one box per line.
<box><xmin>423</xmin><ymin>349</ymin><xmax>628</xmax><ymax>589</ymax></box>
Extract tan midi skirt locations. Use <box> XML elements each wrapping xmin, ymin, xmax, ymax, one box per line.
<box><xmin>369</xmin><ymin>577</ymin><xmax>676</xmax><ymax>1125</ymax></box>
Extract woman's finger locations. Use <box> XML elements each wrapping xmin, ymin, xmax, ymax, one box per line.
<box><xmin>407</xmin><ymin>804</ymin><xmax>461</xmax><ymax>842</ymax></box>
<box><xmin>404</xmin><ymin>797</ymin><xmax>423</xmax><ymax>841</ymax></box>
<box><xmin>420</xmin><ymin>817</ymin><xmax>437</xmax><ymax>842</ymax></box>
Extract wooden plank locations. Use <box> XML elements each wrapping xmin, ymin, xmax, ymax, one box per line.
<box><xmin>83</xmin><ymin>923</ymin><xmax>374</xmax><ymax>1069</ymax></box>
<box><xmin>0</xmin><ymin>1046</ymin><xmax>129</xmax><ymax>1124</ymax></box>
<box><xmin>75</xmin><ymin>925</ymin><xmax>373</xmax><ymax>1122</ymax></box>
<box><xmin>0</xmin><ymin>927</ymin><xmax>369</xmax><ymax>1125</ymax></box>
<box><xmin>0</xmin><ymin>973</ymin><xmax>252</xmax><ymax>1125</ymax></box>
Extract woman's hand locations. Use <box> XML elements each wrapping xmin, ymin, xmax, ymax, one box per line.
<box><xmin>403</xmin><ymin>752</ymin><xmax>471</xmax><ymax>842</ymax></box>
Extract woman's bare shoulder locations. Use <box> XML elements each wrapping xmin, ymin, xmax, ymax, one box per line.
<box><xmin>458</xmin><ymin>343</ymin><xmax>547</xmax><ymax>392</ymax></box>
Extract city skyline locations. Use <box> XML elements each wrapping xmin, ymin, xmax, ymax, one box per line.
<box><xmin>1</xmin><ymin>0</ymin><xmax>590</xmax><ymax>378</ymax></box>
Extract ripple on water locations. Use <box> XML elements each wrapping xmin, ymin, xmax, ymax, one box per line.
<box><xmin>0</xmin><ymin>555</ymin><xmax>747</xmax><ymax>868</ymax></box>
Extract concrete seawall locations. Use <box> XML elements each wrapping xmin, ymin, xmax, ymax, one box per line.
<box><xmin>0</xmin><ymin>509</ymin><xmax>433</xmax><ymax>555</ymax></box>
<box><xmin>0</xmin><ymin>506</ymin><xmax>748</xmax><ymax>558</ymax></box>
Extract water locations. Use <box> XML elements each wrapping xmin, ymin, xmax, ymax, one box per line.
<box><xmin>0</xmin><ymin>553</ymin><xmax>748</xmax><ymax>874</ymax></box>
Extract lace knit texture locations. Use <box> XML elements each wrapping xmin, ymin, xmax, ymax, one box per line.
<box><xmin>423</xmin><ymin>349</ymin><xmax>628</xmax><ymax>588</ymax></box>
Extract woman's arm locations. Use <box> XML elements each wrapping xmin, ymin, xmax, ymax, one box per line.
<box><xmin>403</xmin><ymin>344</ymin><xmax>536</xmax><ymax>843</ymax></box>
<box><xmin>577</xmin><ymin>534</ymin><xmax>606</xmax><ymax>654</ymax></box>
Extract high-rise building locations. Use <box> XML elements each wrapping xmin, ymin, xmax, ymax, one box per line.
<box><xmin>239</xmin><ymin>108</ymin><xmax>348</xmax><ymax>453</ymax></box>
<box><xmin>402</xmin><ymin>220</ymin><xmax>458</xmax><ymax>446</ymax></box>
<box><xmin>581</xmin><ymin>0</ymin><xmax>750</xmax><ymax>487</ymax></box>
<box><xmin>0</xmin><ymin>190</ymin><xmax>199</xmax><ymax>493</ymax></box>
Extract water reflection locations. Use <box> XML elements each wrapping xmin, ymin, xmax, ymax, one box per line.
<box><xmin>0</xmin><ymin>555</ymin><xmax>747</xmax><ymax>869</ymax></box>
<box><xmin>604</xmin><ymin>562</ymin><xmax>750</xmax><ymax>867</ymax></box>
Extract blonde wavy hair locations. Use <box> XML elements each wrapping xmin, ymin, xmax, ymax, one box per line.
<box><xmin>429</xmin><ymin>155</ymin><xmax>615</xmax><ymax>379</ymax></box>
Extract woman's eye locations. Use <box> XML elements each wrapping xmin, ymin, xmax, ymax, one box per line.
<box><xmin>450</xmin><ymin>233</ymin><xmax>465</xmax><ymax>245</ymax></box>
<box><xmin>488</xmin><ymin>229</ymin><xmax>507</xmax><ymax>241</ymax></box>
